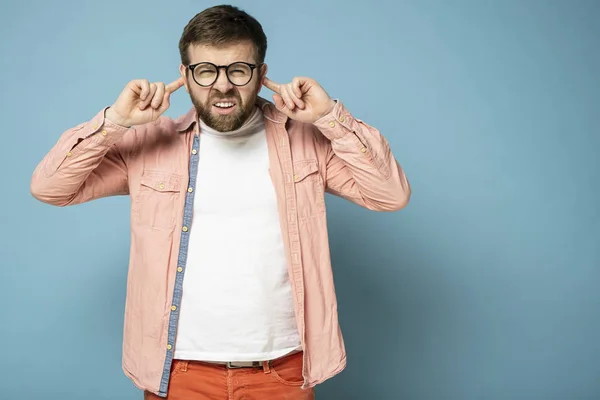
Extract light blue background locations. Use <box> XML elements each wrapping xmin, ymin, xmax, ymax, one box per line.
<box><xmin>1</xmin><ymin>0</ymin><xmax>598</xmax><ymax>399</ymax></box>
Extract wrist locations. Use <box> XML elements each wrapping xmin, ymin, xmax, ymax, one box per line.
<box><xmin>314</xmin><ymin>99</ymin><xmax>336</xmax><ymax>122</ymax></box>
<box><xmin>105</xmin><ymin>107</ymin><xmax>130</xmax><ymax>128</ymax></box>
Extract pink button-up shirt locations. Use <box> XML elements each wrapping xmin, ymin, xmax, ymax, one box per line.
<box><xmin>31</xmin><ymin>97</ymin><xmax>410</xmax><ymax>397</ymax></box>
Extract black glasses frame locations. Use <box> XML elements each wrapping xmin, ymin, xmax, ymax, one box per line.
<box><xmin>187</xmin><ymin>61</ymin><xmax>262</xmax><ymax>87</ymax></box>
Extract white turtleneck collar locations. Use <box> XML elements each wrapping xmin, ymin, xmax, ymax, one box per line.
<box><xmin>198</xmin><ymin>105</ymin><xmax>264</xmax><ymax>139</ymax></box>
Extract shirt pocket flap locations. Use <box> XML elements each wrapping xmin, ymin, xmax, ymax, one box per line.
<box><xmin>140</xmin><ymin>170</ymin><xmax>182</xmax><ymax>192</ymax></box>
<box><xmin>293</xmin><ymin>159</ymin><xmax>320</xmax><ymax>183</ymax></box>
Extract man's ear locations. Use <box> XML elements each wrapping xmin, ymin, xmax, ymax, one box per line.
<box><xmin>258</xmin><ymin>63</ymin><xmax>268</xmax><ymax>90</ymax></box>
<box><xmin>179</xmin><ymin>64</ymin><xmax>190</xmax><ymax>93</ymax></box>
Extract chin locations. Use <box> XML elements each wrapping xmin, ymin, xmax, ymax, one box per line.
<box><xmin>208</xmin><ymin>114</ymin><xmax>245</xmax><ymax>132</ymax></box>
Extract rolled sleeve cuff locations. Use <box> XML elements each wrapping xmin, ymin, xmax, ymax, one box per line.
<box><xmin>78</xmin><ymin>107</ymin><xmax>130</xmax><ymax>147</ymax></box>
<box><xmin>313</xmin><ymin>99</ymin><xmax>358</xmax><ymax>141</ymax></box>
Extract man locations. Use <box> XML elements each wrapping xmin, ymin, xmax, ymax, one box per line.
<box><xmin>31</xmin><ymin>5</ymin><xmax>410</xmax><ymax>399</ymax></box>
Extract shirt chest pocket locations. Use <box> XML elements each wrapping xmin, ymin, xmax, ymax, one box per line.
<box><xmin>293</xmin><ymin>159</ymin><xmax>325</xmax><ymax>219</ymax></box>
<box><xmin>132</xmin><ymin>170</ymin><xmax>184</xmax><ymax>230</ymax></box>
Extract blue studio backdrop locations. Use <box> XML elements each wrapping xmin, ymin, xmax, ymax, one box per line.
<box><xmin>0</xmin><ymin>1</ymin><xmax>598</xmax><ymax>399</ymax></box>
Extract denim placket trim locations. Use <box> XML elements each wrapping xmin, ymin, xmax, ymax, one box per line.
<box><xmin>158</xmin><ymin>134</ymin><xmax>200</xmax><ymax>397</ymax></box>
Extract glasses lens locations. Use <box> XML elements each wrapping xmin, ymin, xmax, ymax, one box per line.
<box><xmin>194</xmin><ymin>63</ymin><xmax>218</xmax><ymax>86</ymax></box>
<box><xmin>227</xmin><ymin>63</ymin><xmax>252</xmax><ymax>86</ymax></box>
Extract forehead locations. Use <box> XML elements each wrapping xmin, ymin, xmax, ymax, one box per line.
<box><xmin>187</xmin><ymin>41</ymin><xmax>257</xmax><ymax>65</ymax></box>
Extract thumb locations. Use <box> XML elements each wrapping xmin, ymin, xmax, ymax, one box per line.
<box><xmin>156</xmin><ymin>92</ymin><xmax>171</xmax><ymax>115</ymax></box>
<box><xmin>273</xmin><ymin>94</ymin><xmax>287</xmax><ymax>113</ymax></box>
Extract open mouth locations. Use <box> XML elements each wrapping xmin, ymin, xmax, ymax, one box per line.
<box><xmin>212</xmin><ymin>100</ymin><xmax>237</xmax><ymax>115</ymax></box>
<box><xmin>213</xmin><ymin>101</ymin><xmax>236</xmax><ymax>109</ymax></box>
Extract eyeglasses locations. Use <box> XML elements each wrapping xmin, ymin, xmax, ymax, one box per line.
<box><xmin>187</xmin><ymin>61</ymin><xmax>262</xmax><ymax>87</ymax></box>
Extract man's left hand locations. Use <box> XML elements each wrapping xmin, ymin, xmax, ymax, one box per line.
<box><xmin>262</xmin><ymin>76</ymin><xmax>336</xmax><ymax>124</ymax></box>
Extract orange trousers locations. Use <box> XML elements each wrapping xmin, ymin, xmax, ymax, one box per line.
<box><xmin>144</xmin><ymin>351</ymin><xmax>315</xmax><ymax>399</ymax></box>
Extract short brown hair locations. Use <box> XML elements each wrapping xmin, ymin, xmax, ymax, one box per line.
<box><xmin>179</xmin><ymin>5</ymin><xmax>267</xmax><ymax>65</ymax></box>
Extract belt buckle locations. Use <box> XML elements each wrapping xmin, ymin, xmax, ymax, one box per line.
<box><xmin>226</xmin><ymin>361</ymin><xmax>260</xmax><ymax>369</ymax></box>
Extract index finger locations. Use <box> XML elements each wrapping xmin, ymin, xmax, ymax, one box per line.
<box><xmin>262</xmin><ymin>76</ymin><xmax>281</xmax><ymax>94</ymax></box>
<box><xmin>166</xmin><ymin>77</ymin><xmax>185</xmax><ymax>93</ymax></box>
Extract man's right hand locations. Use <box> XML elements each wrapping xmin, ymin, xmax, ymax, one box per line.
<box><xmin>105</xmin><ymin>78</ymin><xmax>185</xmax><ymax>127</ymax></box>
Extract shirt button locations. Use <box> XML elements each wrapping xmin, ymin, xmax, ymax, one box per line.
<box><xmin>171</xmin><ymin>305</ymin><xmax>177</xmax><ymax>311</ymax></box>
<box><xmin>293</xmin><ymin>175</ymin><xmax>299</xmax><ymax>182</ymax></box>
<box><xmin>192</xmin><ymin>149</ymin><xmax>197</xmax><ymax>155</ymax></box>
<box><xmin>339</xmin><ymin>115</ymin><xmax>345</xmax><ymax>122</ymax></box>
<box><xmin>158</xmin><ymin>183</ymin><xmax>165</xmax><ymax>189</ymax></box>
<box><xmin>66</xmin><ymin>152</ymin><xmax>72</xmax><ymax>157</ymax></box>
<box><xmin>361</xmin><ymin>147</ymin><xmax>367</xmax><ymax>153</ymax></box>
<box><xmin>101</xmin><ymin>130</ymin><xmax>107</xmax><ymax>136</ymax></box>
<box><xmin>177</xmin><ymin>267</ymin><xmax>183</xmax><ymax>272</ymax></box>
<box><xmin>167</xmin><ymin>344</ymin><xmax>172</xmax><ymax>350</ymax></box>
<box><xmin>187</xmin><ymin>187</ymin><xmax>193</xmax><ymax>193</ymax></box>
<box><xmin>182</xmin><ymin>226</ymin><xmax>188</xmax><ymax>232</ymax></box>
<box><xmin>328</xmin><ymin>121</ymin><xmax>335</xmax><ymax>128</ymax></box>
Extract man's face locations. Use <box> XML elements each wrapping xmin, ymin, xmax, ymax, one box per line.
<box><xmin>179</xmin><ymin>41</ymin><xmax>266</xmax><ymax>132</ymax></box>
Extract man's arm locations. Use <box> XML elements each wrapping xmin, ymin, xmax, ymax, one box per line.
<box><xmin>30</xmin><ymin>77</ymin><xmax>185</xmax><ymax>207</ymax></box>
<box><xmin>261</xmin><ymin>76</ymin><xmax>410</xmax><ymax>212</ymax></box>
<box><xmin>30</xmin><ymin>108</ymin><xmax>132</xmax><ymax>206</ymax></box>
<box><xmin>313</xmin><ymin>100</ymin><xmax>411</xmax><ymax>212</ymax></box>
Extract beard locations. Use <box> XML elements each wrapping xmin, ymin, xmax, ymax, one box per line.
<box><xmin>191</xmin><ymin>85</ymin><xmax>259</xmax><ymax>132</ymax></box>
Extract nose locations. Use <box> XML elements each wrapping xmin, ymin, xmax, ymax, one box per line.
<box><xmin>212</xmin><ymin>68</ymin><xmax>234</xmax><ymax>93</ymax></box>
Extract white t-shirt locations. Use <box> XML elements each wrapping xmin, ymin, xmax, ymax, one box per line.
<box><xmin>174</xmin><ymin>107</ymin><xmax>301</xmax><ymax>362</ymax></box>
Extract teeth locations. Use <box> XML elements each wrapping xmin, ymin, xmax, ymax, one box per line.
<box><xmin>215</xmin><ymin>102</ymin><xmax>234</xmax><ymax>108</ymax></box>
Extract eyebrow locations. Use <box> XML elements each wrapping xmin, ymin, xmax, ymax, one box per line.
<box><xmin>190</xmin><ymin>61</ymin><xmax>257</xmax><ymax>65</ymax></box>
